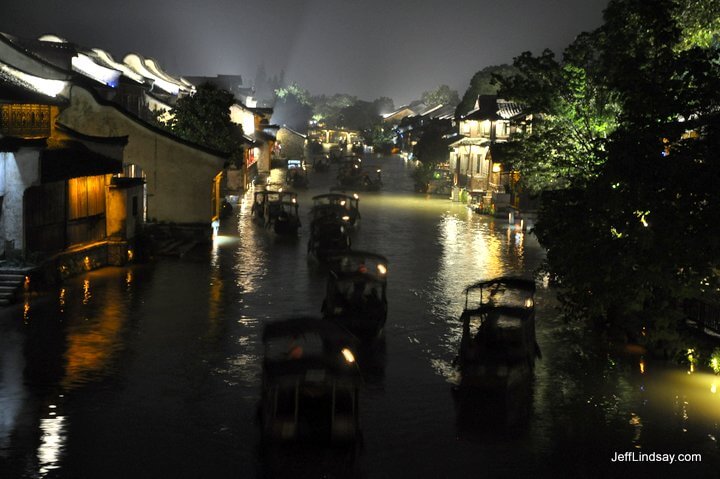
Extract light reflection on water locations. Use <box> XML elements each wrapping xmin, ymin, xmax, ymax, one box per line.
<box><xmin>37</xmin><ymin>414</ymin><xmax>66</xmax><ymax>476</ymax></box>
<box><xmin>0</xmin><ymin>156</ymin><xmax>718</xmax><ymax>477</ymax></box>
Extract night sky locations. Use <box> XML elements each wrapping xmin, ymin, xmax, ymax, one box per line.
<box><xmin>1</xmin><ymin>0</ymin><xmax>609</xmax><ymax>104</ymax></box>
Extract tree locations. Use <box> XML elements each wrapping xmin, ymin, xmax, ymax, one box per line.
<box><xmin>272</xmin><ymin>82</ymin><xmax>313</xmax><ymax>131</ymax></box>
<box><xmin>372</xmin><ymin>97</ymin><xmax>395</xmax><ymax>117</ymax></box>
<box><xmin>495</xmin><ymin>32</ymin><xmax>620</xmax><ymax>193</ymax></box>
<box><xmin>411</xmin><ymin>123</ymin><xmax>450</xmax><ymax>191</ymax></box>
<box><xmin>421</xmin><ymin>85</ymin><xmax>460</xmax><ymax>107</ymax></box>
<box><xmin>366</xmin><ymin>124</ymin><xmax>395</xmax><ymax>153</ymax></box>
<box><xmin>159</xmin><ymin>83</ymin><xmax>242</xmax><ymax>161</ymax></box>
<box><xmin>337</xmin><ymin>100</ymin><xmax>380</xmax><ymax>131</ymax></box>
<box><xmin>529</xmin><ymin>0</ymin><xmax>720</xmax><ymax>354</ymax></box>
<box><xmin>311</xmin><ymin>93</ymin><xmax>357</xmax><ymax>125</ymax></box>
<box><xmin>456</xmin><ymin>64</ymin><xmax>517</xmax><ymax>117</ymax></box>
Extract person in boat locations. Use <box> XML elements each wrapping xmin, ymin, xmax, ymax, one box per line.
<box><xmin>220</xmin><ymin>199</ymin><xmax>233</xmax><ymax>219</ymax></box>
<box><xmin>366</xmin><ymin>286</ymin><xmax>382</xmax><ymax>312</ymax></box>
<box><xmin>351</xmin><ymin>281</ymin><xmax>366</xmax><ymax>305</ymax></box>
<box><xmin>287</xmin><ymin>336</ymin><xmax>303</xmax><ymax>359</ymax></box>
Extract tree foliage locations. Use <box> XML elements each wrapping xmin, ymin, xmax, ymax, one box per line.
<box><xmin>159</xmin><ymin>83</ymin><xmax>242</xmax><ymax>159</ymax></box>
<box><xmin>272</xmin><ymin>82</ymin><xmax>313</xmax><ymax>131</ymax></box>
<box><xmin>523</xmin><ymin>0</ymin><xmax>720</xmax><ymax>354</ymax></box>
<box><xmin>456</xmin><ymin>64</ymin><xmax>517</xmax><ymax>117</ymax></box>
<box><xmin>421</xmin><ymin>84</ymin><xmax>460</xmax><ymax>107</ymax></box>
<box><xmin>495</xmin><ymin>33</ymin><xmax>620</xmax><ymax>193</ymax></box>
<box><xmin>411</xmin><ymin>123</ymin><xmax>450</xmax><ymax>190</ymax></box>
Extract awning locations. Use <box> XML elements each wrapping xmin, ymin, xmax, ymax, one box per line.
<box><xmin>40</xmin><ymin>140</ymin><xmax>122</xmax><ymax>182</ymax></box>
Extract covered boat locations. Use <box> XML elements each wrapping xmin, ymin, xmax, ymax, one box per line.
<box><xmin>259</xmin><ymin>317</ymin><xmax>362</xmax><ymax>445</ymax></box>
<box><xmin>454</xmin><ymin>277</ymin><xmax>539</xmax><ymax>391</ymax></box>
<box><xmin>310</xmin><ymin>193</ymin><xmax>361</xmax><ymax>227</ymax></box>
<box><xmin>322</xmin><ymin>251</ymin><xmax>389</xmax><ymax>340</ymax></box>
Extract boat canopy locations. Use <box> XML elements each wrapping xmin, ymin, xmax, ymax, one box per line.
<box><xmin>463</xmin><ymin>276</ymin><xmax>535</xmax><ymax>293</ymax></box>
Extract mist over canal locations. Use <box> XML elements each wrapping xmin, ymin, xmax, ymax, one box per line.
<box><xmin>1</xmin><ymin>156</ymin><xmax>718</xmax><ymax>478</ymax></box>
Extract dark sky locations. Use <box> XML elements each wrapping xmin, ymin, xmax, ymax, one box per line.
<box><xmin>1</xmin><ymin>0</ymin><xmax>609</xmax><ymax>105</ymax></box>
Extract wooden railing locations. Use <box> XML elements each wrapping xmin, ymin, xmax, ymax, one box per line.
<box><xmin>0</xmin><ymin>104</ymin><xmax>51</xmax><ymax>138</ymax></box>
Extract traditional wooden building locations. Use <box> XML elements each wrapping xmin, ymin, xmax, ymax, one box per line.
<box><xmin>449</xmin><ymin>95</ymin><xmax>531</xmax><ymax>207</ymax></box>
<box><xmin>0</xmin><ymin>74</ymin><xmax>139</xmax><ymax>282</ymax></box>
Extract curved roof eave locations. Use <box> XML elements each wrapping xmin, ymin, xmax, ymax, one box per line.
<box><xmin>70</xmin><ymin>85</ymin><xmax>230</xmax><ymax>159</ymax></box>
<box><xmin>0</xmin><ymin>32</ymin><xmax>72</xmax><ymax>81</ymax></box>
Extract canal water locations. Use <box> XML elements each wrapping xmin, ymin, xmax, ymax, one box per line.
<box><xmin>1</xmin><ymin>155</ymin><xmax>719</xmax><ymax>478</ymax></box>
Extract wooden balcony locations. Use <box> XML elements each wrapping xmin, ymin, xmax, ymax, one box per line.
<box><xmin>0</xmin><ymin>104</ymin><xmax>52</xmax><ymax>138</ymax></box>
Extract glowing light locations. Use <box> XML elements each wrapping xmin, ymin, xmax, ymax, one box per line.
<box><xmin>353</xmin><ymin>194</ymin><xmax>359</xmax><ymax>199</ymax></box>
<box><xmin>712</xmin><ymin>383</ymin><xmax>717</xmax><ymax>394</ymax></box>
<box><xmin>340</xmin><ymin>200</ymin><xmax>346</xmax><ymax>206</ymax></box>
<box><xmin>710</xmin><ymin>348</ymin><xmax>720</xmax><ymax>374</ymax></box>
<box><xmin>127</xmin><ymin>249</ymin><xmax>134</xmax><ymax>261</ymax></box>
<box><xmin>342</xmin><ymin>216</ymin><xmax>350</xmax><ymax>221</ymax></box>
<box><xmin>341</xmin><ymin>348</ymin><xmax>355</xmax><ymax>363</ymax></box>
<box><xmin>687</xmin><ymin>348</ymin><xmax>698</xmax><ymax>374</ymax></box>
<box><xmin>23</xmin><ymin>301</ymin><xmax>30</xmax><ymax>323</ymax></box>
<box><xmin>524</xmin><ymin>298</ymin><xmax>534</xmax><ymax>308</ymax></box>
<box><xmin>83</xmin><ymin>257</ymin><xmax>91</xmax><ymax>270</ymax></box>
<box><xmin>377</xmin><ymin>264</ymin><xmax>387</xmax><ymax>275</ymax></box>
<box><xmin>38</xmin><ymin>415</ymin><xmax>66</xmax><ymax>475</ymax></box>
<box><xmin>634</xmin><ymin>210</ymin><xmax>650</xmax><ymax>228</ymax></box>
<box><xmin>376</xmin><ymin>169</ymin><xmax>382</xmax><ymax>173</ymax></box>
<box><xmin>24</xmin><ymin>276</ymin><xmax>30</xmax><ymax>290</ymax></box>
<box><xmin>82</xmin><ymin>280</ymin><xmax>91</xmax><ymax>305</ymax></box>
<box><xmin>59</xmin><ymin>288</ymin><xmax>66</xmax><ymax>313</ymax></box>
<box><xmin>492</xmin><ymin>164</ymin><xmax>502</xmax><ymax>173</ymax></box>
<box><xmin>640</xmin><ymin>358</ymin><xmax>646</xmax><ymax>374</ymax></box>
<box><xmin>0</xmin><ymin>63</ymin><xmax>67</xmax><ymax>97</ymax></box>
<box><xmin>71</xmin><ymin>54</ymin><xmax>121</xmax><ymax>87</ymax></box>
<box><xmin>291</xmin><ymin>198</ymin><xmax>296</xmax><ymax>203</ymax></box>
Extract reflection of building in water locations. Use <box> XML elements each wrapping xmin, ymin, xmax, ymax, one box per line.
<box><xmin>61</xmin><ymin>278</ymin><xmax>125</xmax><ymax>390</ymax></box>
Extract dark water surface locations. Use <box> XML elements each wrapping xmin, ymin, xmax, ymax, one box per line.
<box><xmin>1</xmin><ymin>156</ymin><xmax>719</xmax><ymax>478</ymax></box>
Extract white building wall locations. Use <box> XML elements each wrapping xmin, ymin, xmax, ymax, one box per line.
<box><xmin>0</xmin><ymin>150</ymin><xmax>41</xmax><ymax>253</ymax></box>
<box><xmin>58</xmin><ymin>86</ymin><xmax>226</xmax><ymax>225</ymax></box>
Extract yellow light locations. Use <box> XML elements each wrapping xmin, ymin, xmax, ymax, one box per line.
<box><xmin>127</xmin><ymin>249</ymin><xmax>134</xmax><ymax>261</ymax></box>
<box><xmin>84</xmin><ymin>257</ymin><xmax>91</xmax><ymax>269</ymax></box>
<box><xmin>24</xmin><ymin>276</ymin><xmax>30</xmax><ymax>289</ymax></box>
<box><xmin>340</xmin><ymin>200</ymin><xmax>346</xmax><ymax>206</ymax></box>
<box><xmin>640</xmin><ymin>359</ymin><xmax>645</xmax><ymax>374</ymax></box>
<box><xmin>342</xmin><ymin>216</ymin><xmax>350</xmax><ymax>221</ymax></box>
<box><xmin>377</xmin><ymin>264</ymin><xmax>387</xmax><ymax>275</ymax></box>
<box><xmin>341</xmin><ymin>348</ymin><xmax>355</xmax><ymax>363</ymax></box>
<box><xmin>492</xmin><ymin>164</ymin><xmax>502</xmax><ymax>173</ymax></box>
<box><xmin>712</xmin><ymin>383</ymin><xmax>717</xmax><ymax>394</ymax></box>
<box><xmin>353</xmin><ymin>194</ymin><xmax>359</xmax><ymax>199</ymax></box>
<box><xmin>524</xmin><ymin>298</ymin><xmax>534</xmax><ymax>308</ymax></box>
